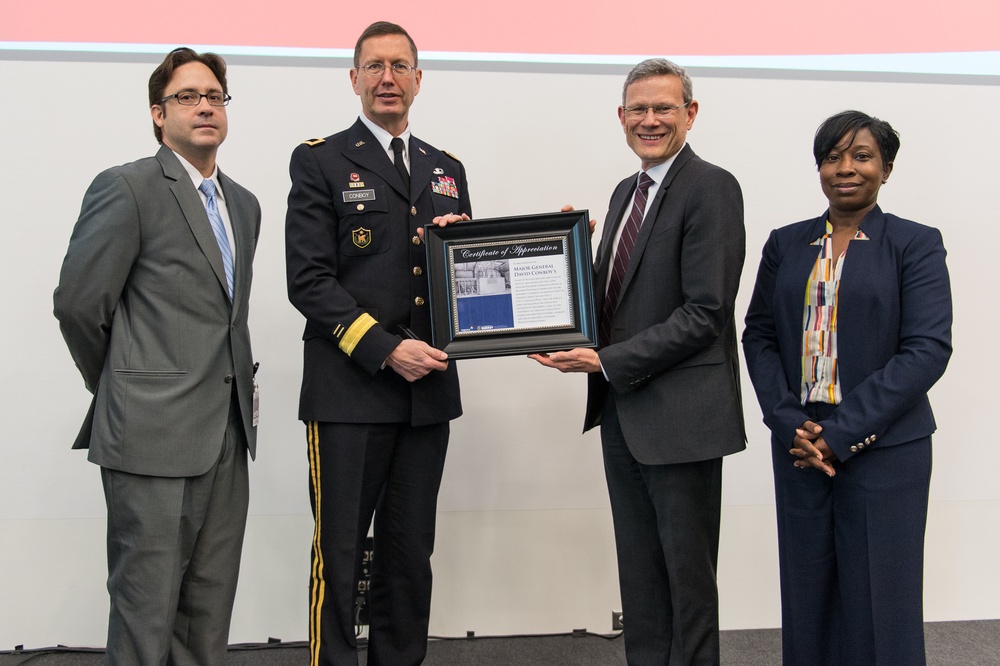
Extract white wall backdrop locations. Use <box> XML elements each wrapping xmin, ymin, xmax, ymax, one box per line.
<box><xmin>1</xmin><ymin>56</ymin><xmax>997</xmax><ymax>648</ymax></box>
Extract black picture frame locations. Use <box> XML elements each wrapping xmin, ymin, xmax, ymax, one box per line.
<box><xmin>423</xmin><ymin>210</ymin><xmax>597</xmax><ymax>359</ymax></box>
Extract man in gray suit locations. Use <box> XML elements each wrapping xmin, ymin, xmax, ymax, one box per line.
<box><xmin>531</xmin><ymin>58</ymin><xmax>745</xmax><ymax>664</ymax></box>
<box><xmin>54</xmin><ymin>47</ymin><xmax>260</xmax><ymax>665</ymax></box>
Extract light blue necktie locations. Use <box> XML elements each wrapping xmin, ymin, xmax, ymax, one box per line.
<box><xmin>199</xmin><ymin>179</ymin><xmax>234</xmax><ymax>300</ymax></box>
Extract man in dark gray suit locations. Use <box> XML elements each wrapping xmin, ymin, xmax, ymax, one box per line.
<box><xmin>54</xmin><ymin>47</ymin><xmax>260</xmax><ymax>665</ymax></box>
<box><xmin>531</xmin><ymin>58</ymin><xmax>745</xmax><ymax>664</ymax></box>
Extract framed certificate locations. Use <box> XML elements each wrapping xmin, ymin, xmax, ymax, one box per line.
<box><xmin>423</xmin><ymin>210</ymin><xmax>597</xmax><ymax>359</ymax></box>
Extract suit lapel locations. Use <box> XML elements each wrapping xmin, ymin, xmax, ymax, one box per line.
<box><xmin>219</xmin><ymin>169</ymin><xmax>249</xmax><ymax>318</ymax></box>
<box><xmin>780</xmin><ymin>215</ymin><xmax>828</xmax><ymax>325</ymax></box>
<box><xmin>838</xmin><ymin>205</ymin><xmax>884</xmax><ymax>291</ymax></box>
<box><xmin>409</xmin><ymin>137</ymin><xmax>436</xmax><ymax>204</ymax></box>
<box><xmin>617</xmin><ymin>145</ymin><xmax>695</xmax><ymax>298</ymax></box>
<box><xmin>594</xmin><ymin>177</ymin><xmax>635</xmax><ymax>311</ymax></box>
<box><xmin>343</xmin><ymin>120</ymin><xmax>408</xmax><ymax>200</ymax></box>
<box><xmin>157</xmin><ymin>146</ymin><xmax>230</xmax><ymax>302</ymax></box>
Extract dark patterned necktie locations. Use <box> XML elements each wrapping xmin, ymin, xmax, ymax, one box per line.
<box><xmin>599</xmin><ymin>172</ymin><xmax>654</xmax><ymax>347</ymax></box>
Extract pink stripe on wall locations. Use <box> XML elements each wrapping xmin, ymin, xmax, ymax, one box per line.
<box><xmin>5</xmin><ymin>1</ymin><xmax>999</xmax><ymax>55</ymax></box>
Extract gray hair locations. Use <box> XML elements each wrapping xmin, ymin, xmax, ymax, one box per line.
<box><xmin>622</xmin><ymin>58</ymin><xmax>693</xmax><ymax>106</ymax></box>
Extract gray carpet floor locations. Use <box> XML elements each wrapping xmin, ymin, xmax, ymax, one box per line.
<box><xmin>1</xmin><ymin>621</ymin><xmax>997</xmax><ymax>664</ymax></box>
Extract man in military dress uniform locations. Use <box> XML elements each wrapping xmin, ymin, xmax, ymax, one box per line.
<box><xmin>285</xmin><ymin>21</ymin><xmax>471</xmax><ymax>666</ymax></box>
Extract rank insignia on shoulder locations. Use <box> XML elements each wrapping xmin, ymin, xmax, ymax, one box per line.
<box><xmin>352</xmin><ymin>227</ymin><xmax>372</xmax><ymax>248</ymax></box>
<box><xmin>431</xmin><ymin>175</ymin><xmax>459</xmax><ymax>199</ymax></box>
<box><xmin>443</xmin><ymin>150</ymin><xmax>460</xmax><ymax>161</ymax></box>
<box><xmin>302</xmin><ymin>138</ymin><xmax>325</xmax><ymax>146</ymax></box>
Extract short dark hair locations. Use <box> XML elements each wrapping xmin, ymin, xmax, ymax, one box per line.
<box><xmin>148</xmin><ymin>47</ymin><xmax>228</xmax><ymax>143</ymax></box>
<box><xmin>354</xmin><ymin>21</ymin><xmax>418</xmax><ymax>68</ymax></box>
<box><xmin>813</xmin><ymin>110</ymin><xmax>900</xmax><ymax>169</ymax></box>
<box><xmin>622</xmin><ymin>58</ymin><xmax>693</xmax><ymax>106</ymax></box>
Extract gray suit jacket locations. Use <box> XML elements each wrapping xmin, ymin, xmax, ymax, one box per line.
<box><xmin>585</xmin><ymin>144</ymin><xmax>747</xmax><ymax>464</ymax></box>
<box><xmin>54</xmin><ymin>145</ymin><xmax>260</xmax><ymax>477</ymax></box>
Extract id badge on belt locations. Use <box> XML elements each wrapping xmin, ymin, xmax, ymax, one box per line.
<box><xmin>252</xmin><ymin>362</ymin><xmax>260</xmax><ymax>427</ymax></box>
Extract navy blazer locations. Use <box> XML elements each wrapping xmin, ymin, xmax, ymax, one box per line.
<box><xmin>742</xmin><ymin>205</ymin><xmax>952</xmax><ymax>461</ymax></box>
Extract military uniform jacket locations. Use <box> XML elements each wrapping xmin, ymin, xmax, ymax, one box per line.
<box><xmin>286</xmin><ymin>119</ymin><xmax>471</xmax><ymax>426</ymax></box>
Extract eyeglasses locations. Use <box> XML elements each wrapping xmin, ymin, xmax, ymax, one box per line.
<box><xmin>622</xmin><ymin>103</ymin><xmax>689</xmax><ymax>119</ymax></box>
<box><xmin>358</xmin><ymin>62</ymin><xmax>417</xmax><ymax>77</ymax></box>
<box><xmin>157</xmin><ymin>91</ymin><xmax>232</xmax><ymax>107</ymax></box>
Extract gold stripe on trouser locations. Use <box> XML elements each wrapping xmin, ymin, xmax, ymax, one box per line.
<box><xmin>307</xmin><ymin>421</ymin><xmax>324</xmax><ymax>666</ymax></box>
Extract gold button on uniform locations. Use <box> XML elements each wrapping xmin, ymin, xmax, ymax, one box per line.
<box><xmin>411</xmin><ymin>206</ymin><xmax>417</xmax><ymax>216</ymax></box>
<box><xmin>357</xmin><ymin>204</ymin><xmax>365</xmax><ymax>211</ymax></box>
<box><xmin>413</xmin><ymin>266</ymin><xmax>423</xmax><ymax>276</ymax></box>
<box><xmin>414</xmin><ymin>297</ymin><xmax>425</xmax><ymax>306</ymax></box>
<box><xmin>411</xmin><ymin>236</ymin><xmax>421</xmax><ymax>246</ymax></box>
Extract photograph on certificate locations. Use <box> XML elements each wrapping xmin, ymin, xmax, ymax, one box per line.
<box><xmin>450</xmin><ymin>238</ymin><xmax>573</xmax><ymax>336</ymax></box>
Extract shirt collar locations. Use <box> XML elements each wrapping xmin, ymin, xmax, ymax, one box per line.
<box><xmin>358</xmin><ymin>114</ymin><xmax>412</xmax><ymax>161</ymax></box>
<box><xmin>646</xmin><ymin>150</ymin><xmax>680</xmax><ymax>185</ymax></box>
<box><xmin>642</xmin><ymin>145</ymin><xmax>682</xmax><ymax>186</ymax></box>
<box><xmin>172</xmin><ymin>150</ymin><xmax>222</xmax><ymax>201</ymax></box>
<box><xmin>810</xmin><ymin>219</ymin><xmax>870</xmax><ymax>245</ymax></box>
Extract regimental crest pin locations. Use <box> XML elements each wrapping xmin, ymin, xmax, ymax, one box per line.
<box><xmin>350</xmin><ymin>173</ymin><xmax>360</xmax><ymax>181</ymax></box>
<box><xmin>355</xmin><ymin>140</ymin><xmax>366</xmax><ymax>147</ymax></box>
<box><xmin>352</xmin><ymin>227</ymin><xmax>372</xmax><ymax>248</ymax></box>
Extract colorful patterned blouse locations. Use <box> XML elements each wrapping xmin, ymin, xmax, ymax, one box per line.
<box><xmin>800</xmin><ymin>221</ymin><xmax>869</xmax><ymax>405</ymax></box>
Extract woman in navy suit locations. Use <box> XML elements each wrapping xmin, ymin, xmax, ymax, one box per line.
<box><xmin>742</xmin><ymin>111</ymin><xmax>952</xmax><ymax>665</ymax></box>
